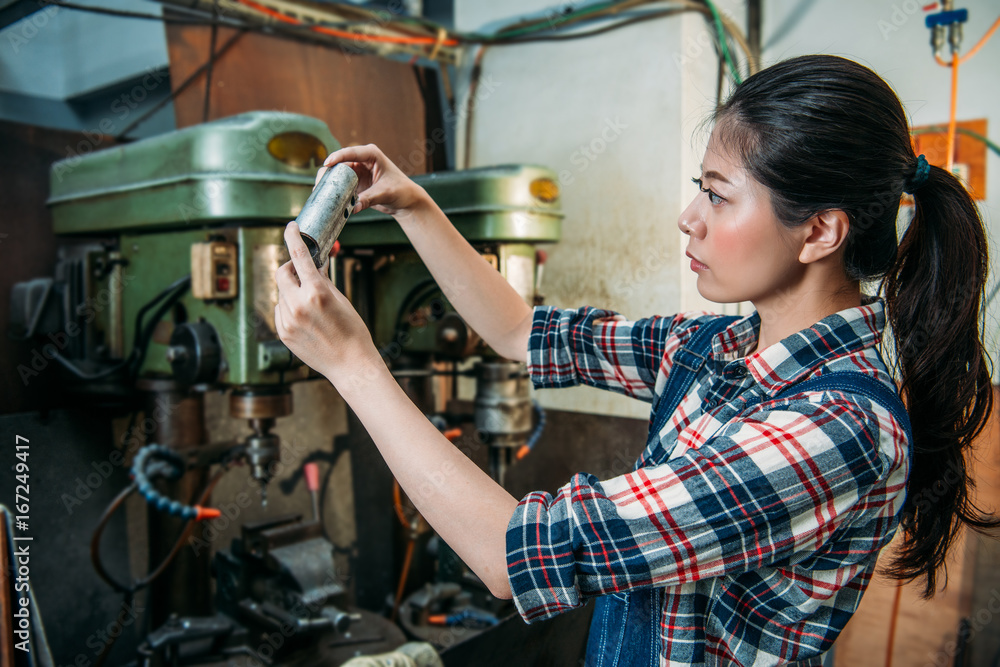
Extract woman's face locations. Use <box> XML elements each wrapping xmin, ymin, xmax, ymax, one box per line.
<box><xmin>677</xmin><ymin>128</ymin><xmax>806</xmax><ymax>305</ymax></box>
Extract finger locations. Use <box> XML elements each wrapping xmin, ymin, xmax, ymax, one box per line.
<box><xmin>284</xmin><ymin>222</ymin><xmax>320</xmax><ymax>284</ymax></box>
<box><xmin>314</xmin><ymin>165</ymin><xmax>328</xmax><ymax>188</ymax></box>
<box><xmin>274</xmin><ymin>303</ymin><xmax>283</xmax><ymax>337</ymax></box>
<box><xmin>354</xmin><ymin>183</ymin><xmax>389</xmax><ymax>213</ymax></box>
<box><xmin>275</xmin><ymin>260</ymin><xmax>301</xmax><ymax>293</ymax></box>
<box><xmin>323</xmin><ymin>144</ymin><xmax>380</xmax><ymax>168</ymax></box>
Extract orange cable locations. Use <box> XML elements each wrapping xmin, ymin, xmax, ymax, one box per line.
<box><xmin>235</xmin><ymin>0</ymin><xmax>459</xmax><ymax>47</ymax></box>
<box><xmin>946</xmin><ymin>51</ymin><xmax>959</xmax><ymax>173</ymax></box>
<box><xmin>884</xmin><ymin>583</ymin><xmax>903</xmax><ymax>667</ymax></box>
<box><xmin>392</xmin><ymin>478</ymin><xmax>408</xmax><ymax>527</ymax></box>
<box><xmin>391</xmin><ymin>536</ymin><xmax>416</xmax><ymax>622</ymax></box>
<box><xmin>932</xmin><ymin>16</ymin><xmax>999</xmax><ymax>66</ymax></box>
<box><xmin>958</xmin><ymin>15</ymin><xmax>1000</xmax><ymax>64</ymax></box>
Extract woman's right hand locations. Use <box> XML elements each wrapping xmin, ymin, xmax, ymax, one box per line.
<box><xmin>318</xmin><ymin>144</ymin><xmax>427</xmax><ymax>219</ymax></box>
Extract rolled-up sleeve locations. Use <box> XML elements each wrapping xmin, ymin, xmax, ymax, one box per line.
<box><xmin>504</xmin><ymin>395</ymin><xmax>908</xmax><ymax>623</ymax></box>
<box><xmin>527</xmin><ymin>306</ymin><xmax>711</xmax><ymax>402</ymax></box>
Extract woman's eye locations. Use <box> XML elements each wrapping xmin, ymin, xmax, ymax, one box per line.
<box><xmin>691</xmin><ymin>176</ymin><xmax>725</xmax><ymax>205</ymax></box>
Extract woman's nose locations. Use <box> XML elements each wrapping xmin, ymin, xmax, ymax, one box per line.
<box><xmin>678</xmin><ymin>198</ymin><xmax>705</xmax><ymax>238</ymax></box>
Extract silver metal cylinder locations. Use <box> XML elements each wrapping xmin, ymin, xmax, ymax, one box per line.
<box><xmin>474</xmin><ymin>361</ymin><xmax>533</xmax><ymax>447</ymax></box>
<box><xmin>294</xmin><ymin>163</ymin><xmax>359</xmax><ymax>269</ymax></box>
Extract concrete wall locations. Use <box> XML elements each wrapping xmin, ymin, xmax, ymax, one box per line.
<box><xmin>758</xmin><ymin>0</ymin><xmax>1000</xmax><ymax>379</ymax></box>
<box><xmin>453</xmin><ymin>1</ymin><xmax>747</xmax><ymax>420</ymax></box>
<box><xmin>456</xmin><ymin>0</ymin><xmax>1000</xmax><ymax>419</ymax></box>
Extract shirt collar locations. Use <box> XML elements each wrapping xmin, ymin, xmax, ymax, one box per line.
<box><xmin>711</xmin><ymin>295</ymin><xmax>885</xmax><ymax>393</ymax></box>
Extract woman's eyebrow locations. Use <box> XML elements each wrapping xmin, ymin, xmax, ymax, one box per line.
<box><xmin>700</xmin><ymin>168</ymin><xmax>732</xmax><ymax>185</ymax></box>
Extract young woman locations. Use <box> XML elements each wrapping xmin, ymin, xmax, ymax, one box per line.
<box><xmin>273</xmin><ymin>54</ymin><xmax>997</xmax><ymax>665</ymax></box>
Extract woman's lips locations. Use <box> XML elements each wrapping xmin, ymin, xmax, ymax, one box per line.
<box><xmin>686</xmin><ymin>251</ymin><xmax>708</xmax><ymax>271</ymax></box>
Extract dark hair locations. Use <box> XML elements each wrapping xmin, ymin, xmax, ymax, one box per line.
<box><xmin>712</xmin><ymin>54</ymin><xmax>996</xmax><ymax>597</ymax></box>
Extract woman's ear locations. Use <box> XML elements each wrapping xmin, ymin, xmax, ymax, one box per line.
<box><xmin>798</xmin><ymin>209</ymin><xmax>851</xmax><ymax>264</ymax></box>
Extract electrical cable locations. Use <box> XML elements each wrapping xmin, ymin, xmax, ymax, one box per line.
<box><xmin>118</xmin><ymin>31</ymin><xmax>246</xmax><ymax>138</ymax></box>
<box><xmin>232</xmin><ymin>0</ymin><xmax>459</xmax><ymax>47</ymax></box>
<box><xmin>31</xmin><ymin>274</ymin><xmax>195</xmax><ymax>385</ymax></box>
<box><xmin>884</xmin><ymin>582</ymin><xmax>903</xmax><ymax>667</ymax></box>
<box><xmin>911</xmin><ymin>126</ymin><xmax>1000</xmax><ymax>160</ymax></box>
<box><xmin>462</xmin><ymin>44</ymin><xmax>487</xmax><ymax>170</ymax></box>
<box><xmin>202</xmin><ymin>0</ymin><xmax>220</xmax><ymax>123</ymax></box>
<box><xmin>934</xmin><ymin>14</ymin><xmax>1000</xmax><ymax>66</ymax></box>
<box><xmin>45</xmin><ymin>0</ymin><xmax>755</xmax><ymax>78</ymax></box>
<box><xmin>129</xmin><ymin>276</ymin><xmax>191</xmax><ymax>382</ymax></box>
<box><xmin>89</xmin><ymin>465</ymin><xmax>229</xmax><ymax>664</ymax></box>
<box><xmin>701</xmin><ymin>0</ymin><xmax>741</xmax><ymax>84</ymax></box>
<box><xmin>489</xmin><ymin>9</ymin><xmax>679</xmax><ymax>43</ymax></box>
<box><xmin>927</xmin><ymin>14</ymin><xmax>999</xmax><ymax>173</ymax></box>
<box><xmin>946</xmin><ymin>51</ymin><xmax>959</xmax><ymax>173</ymax></box>
<box><xmin>957</xmin><ymin>14</ymin><xmax>1000</xmax><ymax>63</ymax></box>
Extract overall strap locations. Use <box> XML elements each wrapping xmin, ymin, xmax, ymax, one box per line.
<box><xmin>646</xmin><ymin>315</ymin><xmax>740</xmax><ymax>449</ymax></box>
<box><xmin>772</xmin><ymin>371</ymin><xmax>914</xmax><ymax>460</ymax></box>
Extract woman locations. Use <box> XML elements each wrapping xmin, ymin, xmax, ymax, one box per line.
<box><xmin>274</xmin><ymin>54</ymin><xmax>996</xmax><ymax>665</ymax></box>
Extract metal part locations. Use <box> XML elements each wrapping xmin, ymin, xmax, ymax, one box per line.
<box><xmin>229</xmin><ymin>385</ymin><xmax>293</xmax><ymax>419</ymax></box>
<box><xmin>245</xmin><ymin>421</ymin><xmax>280</xmax><ymax>500</ymax></box>
<box><xmin>293</xmin><ymin>163</ymin><xmax>359</xmax><ymax>269</ymax></box>
<box><xmin>258</xmin><ymin>339</ymin><xmax>305</xmax><ymax>372</ymax></box>
<box><xmin>343</xmin><ymin>165</ymin><xmax>563</xmax><ymax>247</ymax></box>
<box><xmin>47</xmin><ymin>112</ymin><xmax>339</xmax><ymax>235</ymax></box>
<box><xmin>474</xmin><ymin>361</ymin><xmax>533</xmax><ymax>486</ymax></box>
<box><xmin>167</xmin><ymin>321</ymin><xmax>224</xmax><ymax>386</ymax></box>
<box><xmin>143</xmin><ymin>514</ymin><xmax>406</xmax><ymax>663</ymax></box>
<box><xmin>230</xmin><ymin>386</ymin><xmax>292</xmax><ymax>503</ymax></box>
<box><xmin>137</xmin><ymin>378</ymin><xmax>213</xmax><ymax>629</ymax></box>
<box><xmin>253</xmin><ymin>242</ymin><xmax>291</xmax><ymax>342</ymax></box>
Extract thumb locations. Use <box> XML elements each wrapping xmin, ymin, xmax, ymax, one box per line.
<box><xmin>354</xmin><ymin>186</ymin><xmax>386</xmax><ymax>213</ymax></box>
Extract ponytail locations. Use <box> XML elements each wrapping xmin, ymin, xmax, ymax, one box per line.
<box><xmin>883</xmin><ymin>164</ymin><xmax>997</xmax><ymax>597</ymax></box>
<box><xmin>711</xmin><ymin>54</ymin><xmax>998</xmax><ymax>598</ymax></box>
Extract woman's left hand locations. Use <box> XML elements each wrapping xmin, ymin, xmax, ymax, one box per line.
<box><xmin>274</xmin><ymin>221</ymin><xmax>379</xmax><ymax>383</ymax></box>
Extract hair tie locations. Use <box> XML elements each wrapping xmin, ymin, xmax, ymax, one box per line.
<box><xmin>904</xmin><ymin>154</ymin><xmax>930</xmax><ymax>194</ymax></box>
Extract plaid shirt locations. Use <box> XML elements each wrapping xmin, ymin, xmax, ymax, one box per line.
<box><xmin>505</xmin><ymin>297</ymin><xmax>909</xmax><ymax>666</ymax></box>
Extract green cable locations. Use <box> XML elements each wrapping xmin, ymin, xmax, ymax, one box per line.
<box><xmin>478</xmin><ymin>0</ymin><xmax>621</xmax><ymax>41</ymax></box>
<box><xmin>910</xmin><ymin>126</ymin><xmax>1000</xmax><ymax>160</ymax></box>
<box><xmin>701</xmin><ymin>0</ymin><xmax>742</xmax><ymax>84</ymax></box>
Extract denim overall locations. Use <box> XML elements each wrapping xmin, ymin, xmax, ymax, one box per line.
<box><xmin>583</xmin><ymin>316</ymin><xmax>913</xmax><ymax>667</ymax></box>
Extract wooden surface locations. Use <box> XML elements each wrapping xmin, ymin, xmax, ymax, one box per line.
<box><xmin>835</xmin><ymin>386</ymin><xmax>1000</xmax><ymax>667</ymax></box>
<box><xmin>164</xmin><ymin>24</ymin><xmax>431</xmax><ymax>174</ymax></box>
